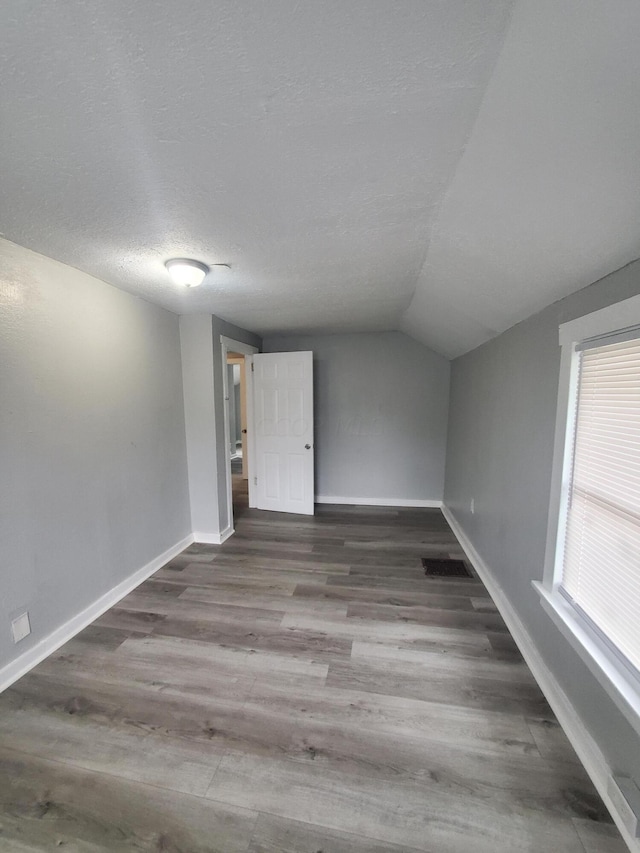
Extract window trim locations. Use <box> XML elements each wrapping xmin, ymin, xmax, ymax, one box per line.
<box><xmin>534</xmin><ymin>293</ymin><xmax>640</xmax><ymax>737</ymax></box>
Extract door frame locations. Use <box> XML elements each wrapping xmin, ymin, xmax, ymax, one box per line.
<box><xmin>220</xmin><ymin>335</ymin><xmax>259</xmax><ymax>530</ymax></box>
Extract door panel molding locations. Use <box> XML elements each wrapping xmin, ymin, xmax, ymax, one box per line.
<box><xmin>253</xmin><ymin>351</ymin><xmax>314</xmax><ymax>515</ymax></box>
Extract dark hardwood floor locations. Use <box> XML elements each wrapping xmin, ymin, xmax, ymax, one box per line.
<box><xmin>0</xmin><ymin>478</ymin><xmax>626</xmax><ymax>851</ymax></box>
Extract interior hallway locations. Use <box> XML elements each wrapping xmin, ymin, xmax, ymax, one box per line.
<box><xmin>0</xmin><ymin>504</ymin><xmax>625</xmax><ymax>852</ymax></box>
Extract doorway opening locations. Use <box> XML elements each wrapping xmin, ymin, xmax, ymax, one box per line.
<box><xmin>220</xmin><ymin>335</ymin><xmax>258</xmax><ymax>536</ymax></box>
<box><xmin>226</xmin><ymin>351</ymin><xmax>249</xmax><ymax>518</ymax></box>
<box><xmin>221</xmin><ymin>338</ymin><xmax>315</xmax><ymax>536</ymax></box>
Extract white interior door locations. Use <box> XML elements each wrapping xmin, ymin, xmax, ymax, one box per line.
<box><xmin>253</xmin><ymin>351</ymin><xmax>314</xmax><ymax>515</ymax></box>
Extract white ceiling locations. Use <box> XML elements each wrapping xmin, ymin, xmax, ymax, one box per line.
<box><xmin>2</xmin><ymin>1</ymin><xmax>640</xmax><ymax>358</ymax></box>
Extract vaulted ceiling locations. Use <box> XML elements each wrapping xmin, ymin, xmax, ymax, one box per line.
<box><xmin>2</xmin><ymin>1</ymin><xmax>640</xmax><ymax>357</ymax></box>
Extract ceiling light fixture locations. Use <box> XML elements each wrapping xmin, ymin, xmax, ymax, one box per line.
<box><xmin>165</xmin><ymin>258</ymin><xmax>210</xmax><ymax>288</ymax></box>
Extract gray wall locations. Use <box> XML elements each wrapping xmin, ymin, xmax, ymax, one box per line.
<box><xmin>444</xmin><ymin>259</ymin><xmax>640</xmax><ymax>784</ymax></box>
<box><xmin>0</xmin><ymin>239</ymin><xmax>191</xmax><ymax>672</ymax></box>
<box><xmin>180</xmin><ymin>315</ymin><xmax>219</xmax><ymax>538</ymax></box>
<box><xmin>263</xmin><ymin>331</ymin><xmax>450</xmax><ymax>503</ymax></box>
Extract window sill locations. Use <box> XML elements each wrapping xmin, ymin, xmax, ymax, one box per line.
<box><xmin>533</xmin><ymin>581</ymin><xmax>640</xmax><ymax>738</ymax></box>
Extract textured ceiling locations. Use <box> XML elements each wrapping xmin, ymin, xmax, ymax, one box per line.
<box><xmin>2</xmin><ymin>1</ymin><xmax>640</xmax><ymax>357</ymax></box>
<box><xmin>401</xmin><ymin>0</ymin><xmax>640</xmax><ymax>356</ymax></box>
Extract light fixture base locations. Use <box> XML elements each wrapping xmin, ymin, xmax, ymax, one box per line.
<box><xmin>165</xmin><ymin>258</ymin><xmax>210</xmax><ymax>288</ymax></box>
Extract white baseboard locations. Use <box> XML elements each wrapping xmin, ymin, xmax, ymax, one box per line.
<box><xmin>0</xmin><ymin>532</ymin><xmax>194</xmax><ymax>695</ymax></box>
<box><xmin>442</xmin><ymin>505</ymin><xmax>638</xmax><ymax>853</ymax></box>
<box><xmin>315</xmin><ymin>496</ymin><xmax>443</xmax><ymax>508</ymax></box>
<box><xmin>193</xmin><ymin>525</ymin><xmax>234</xmax><ymax>545</ymax></box>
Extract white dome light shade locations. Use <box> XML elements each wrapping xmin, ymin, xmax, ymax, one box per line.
<box><xmin>165</xmin><ymin>258</ymin><xmax>209</xmax><ymax>287</ymax></box>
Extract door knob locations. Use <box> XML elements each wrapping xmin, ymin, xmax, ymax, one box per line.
<box><xmin>242</xmin><ymin>429</ymin><xmax>247</xmax><ymax>434</ymax></box>
<box><xmin>305</xmin><ymin>444</ymin><xmax>311</xmax><ymax>449</ymax></box>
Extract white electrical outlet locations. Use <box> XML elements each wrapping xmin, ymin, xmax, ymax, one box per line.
<box><xmin>608</xmin><ymin>775</ymin><xmax>640</xmax><ymax>838</ymax></box>
<box><xmin>11</xmin><ymin>611</ymin><xmax>31</xmax><ymax>643</ymax></box>
<box><xmin>470</xmin><ymin>498</ymin><xmax>475</xmax><ymax>514</ymax></box>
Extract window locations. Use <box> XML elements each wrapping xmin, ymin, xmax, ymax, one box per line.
<box><xmin>536</xmin><ymin>294</ymin><xmax>640</xmax><ymax>734</ymax></box>
<box><xmin>562</xmin><ymin>335</ymin><xmax>640</xmax><ymax>670</ymax></box>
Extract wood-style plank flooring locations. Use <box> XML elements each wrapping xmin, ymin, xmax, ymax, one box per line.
<box><xmin>0</xmin><ymin>480</ymin><xmax>626</xmax><ymax>852</ymax></box>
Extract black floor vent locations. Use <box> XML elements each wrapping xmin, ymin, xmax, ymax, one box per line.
<box><xmin>421</xmin><ymin>558</ymin><xmax>472</xmax><ymax>578</ymax></box>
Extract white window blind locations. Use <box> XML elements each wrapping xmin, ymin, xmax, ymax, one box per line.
<box><xmin>561</xmin><ymin>335</ymin><xmax>640</xmax><ymax>676</ymax></box>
